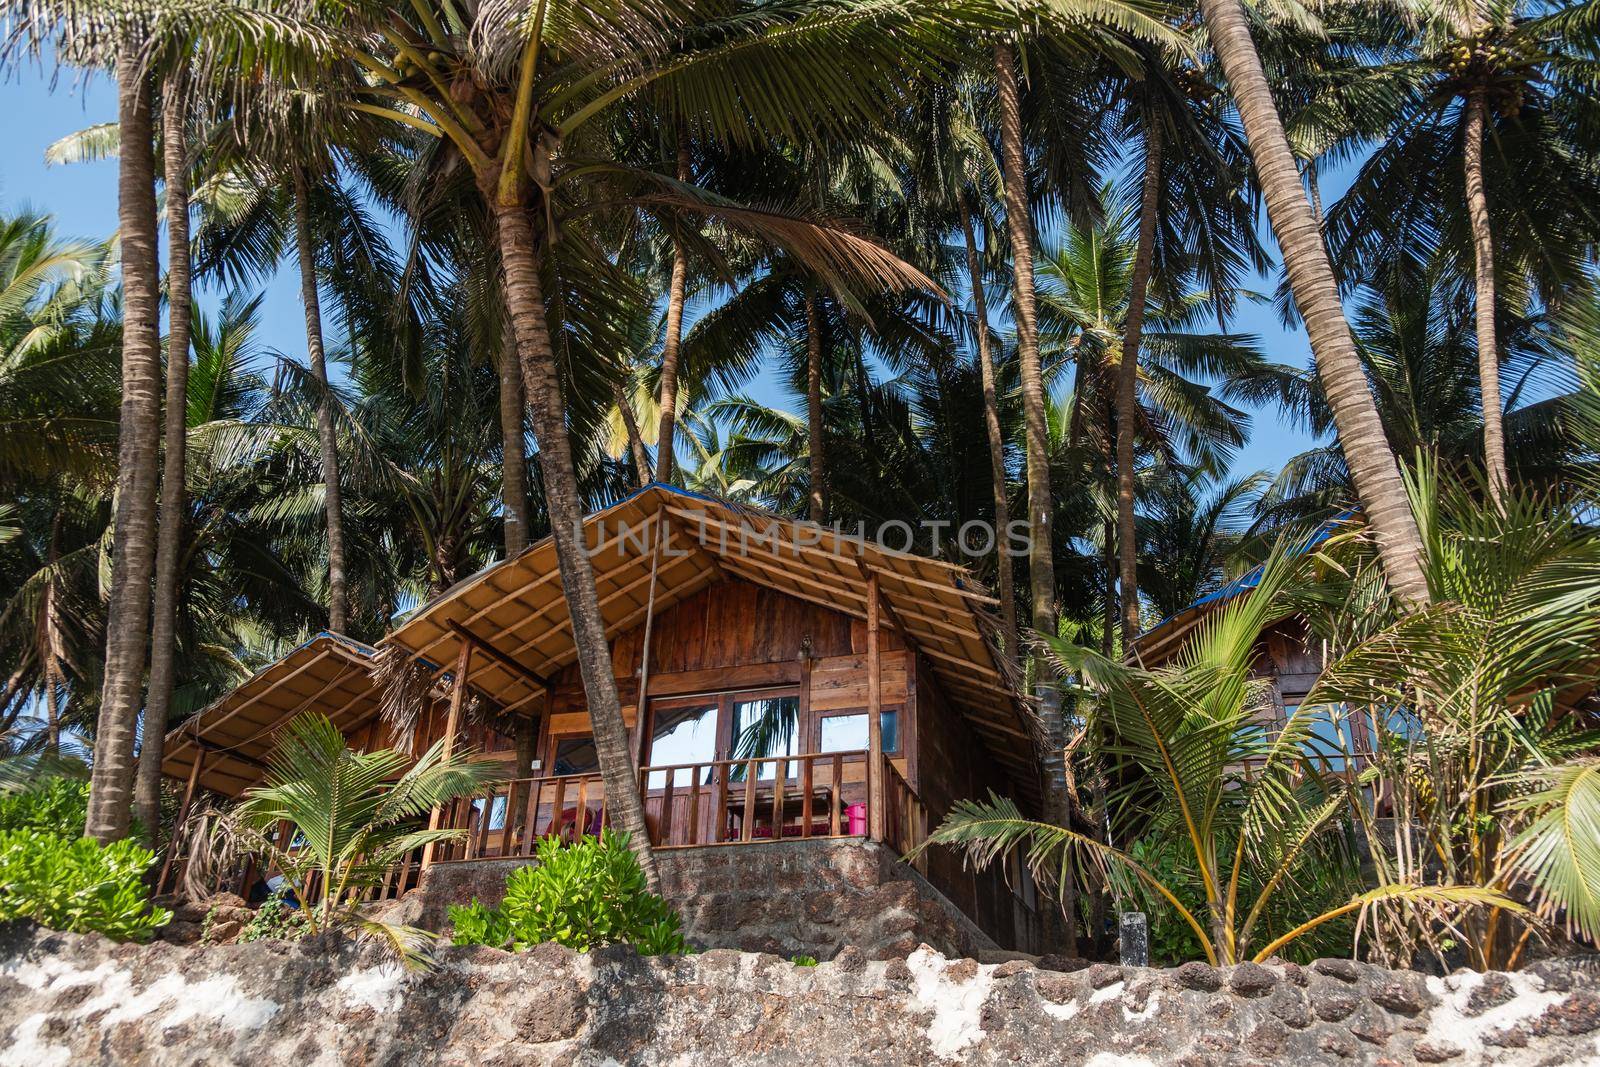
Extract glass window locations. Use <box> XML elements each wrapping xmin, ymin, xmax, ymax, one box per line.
<box><xmin>553</xmin><ymin>736</ymin><xmax>599</xmax><ymax>776</ymax></box>
<box><xmin>731</xmin><ymin>696</ymin><xmax>800</xmax><ymax>779</ymax></box>
<box><xmin>1288</xmin><ymin>704</ymin><xmax>1357</xmax><ymax>771</ymax></box>
<box><xmin>473</xmin><ymin>795</ymin><xmax>508</xmax><ymax>832</ymax></box>
<box><xmin>646</xmin><ymin>704</ymin><xmax>719</xmax><ymax>788</ymax></box>
<box><xmin>817</xmin><ymin>710</ymin><xmax>899</xmax><ymax>755</ymax></box>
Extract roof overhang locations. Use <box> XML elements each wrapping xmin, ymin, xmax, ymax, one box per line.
<box><xmin>160</xmin><ymin>633</ymin><xmax>383</xmax><ymax>797</ymax></box>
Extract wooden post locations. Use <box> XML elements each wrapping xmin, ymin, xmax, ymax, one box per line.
<box><xmin>421</xmin><ymin>640</ymin><xmax>473</xmax><ymax>871</ymax></box>
<box><xmin>867</xmin><ymin>572</ymin><xmax>884</xmax><ymax>841</ymax></box>
<box><xmin>634</xmin><ymin>505</ymin><xmax>666</xmax><ymax>767</ymax></box>
<box><xmin>157</xmin><ymin>745</ymin><xmax>205</xmax><ymax>894</ymax></box>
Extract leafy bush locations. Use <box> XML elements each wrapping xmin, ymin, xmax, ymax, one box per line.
<box><xmin>790</xmin><ymin>954</ymin><xmax>819</xmax><ymax>967</ymax></box>
<box><xmin>0</xmin><ymin>829</ymin><xmax>171</xmax><ymax>941</ymax></box>
<box><xmin>236</xmin><ymin>896</ymin><xmax>309</xmax><ymax>944</ymax></box>
<box><xmin>0</xmin><ymin>778</ymin><xmax>90</xmax><ymax>838</ymax></box>
<box><xmin>449</xmin><ymin>831</ymin><xmax>689</xmax><ymax>956</ymax></box>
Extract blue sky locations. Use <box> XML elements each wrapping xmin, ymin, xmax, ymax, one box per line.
<box><xmin>1</xmin><ymin>66</ymin><xmax>1323</xmax><ymax>483</ymax></box>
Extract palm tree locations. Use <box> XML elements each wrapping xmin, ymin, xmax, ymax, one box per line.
<box><xmin>1197</xmin><ymin>0</ymin><xmax>1431</xmax><ymax>608</ymax></box>
<box><xmin>137</xmin><ymin>64</ymin><xmax>195</xmax><ymax>839</ymax></box>
<box><xmin>0</xmin><ymin>209</ymin><xmax>119</xmax><ymax>751</ymax></box>
<box><xmin>956</xmin><ymin>187</ymin><xmax>1018</xmax><ymax>652</ymax></box>
<box><xmin>233</xmin><ymin>711</ymin><xmax>496</xmax><ymax>964</ymax></box>
<box><xmin>1304</xmin><ymin>471</ymin><xmax>1600</xmax><ymax>969</ymax></box>
<box><xmin>991</xmin><ymin>39</ymin><xmax>1056</xmax><ymax>646</ymax></box>
<box><xmin>1093</xmin><ymin>39</ymin><xmax>1266</xmax><ymax>647</ymax></box>
<box><xmin>906</xmin><ymin>76</ymin><xmax>1020</xmax><ymax>652</ymax></box>
<box><xmin>1300</xmin><ymin>2</ymin><xmax>1600</xmax><ymax>507</ymax></box>
<box><xmin>1135</xmin><ymin>464</ymin><xmax>1265</xmax><ymax>622</ymax></box>
<box><xmin>277</xmin><ymin>0</ymin><xmax>984</xmax><ymax>887</ymax></box>
<box><xmin>921</xmin><ymin>533</ymin><xmax>1510</xmax><ymax>965</ymax></box>
<box><xmin>95</xmin><ymin>33</ymin><xmax>164</xmax><ymax>844</ymax></box>
<box><xmin>193</xmin><ymin>113</ymin><xmax>409</xmax><ymax>638</ymax></box>
<box><xmin>655</xmin><ymin>127</ymin><xmax>693</xmax><ymax>484</ymax></box>
<box><xmin>1035</xmin><ymin>203</ymin><xmax>1281</xmax><ymax>634</ymax></box>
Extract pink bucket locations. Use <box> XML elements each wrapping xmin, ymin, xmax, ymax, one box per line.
<box><xmin>845</xmin><ymin>803</ymin><xmax>868</xmax><ymax>836</ymax></box>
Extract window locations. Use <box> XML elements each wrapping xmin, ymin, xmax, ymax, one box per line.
<box><xmin>731</xmin><ymin>696</ymin><xmax>800</xmax><ymax>779</ymax></box>
<box><xmin>473</xmin><ymin>795</ymin><xmax>508</xmax><ymax>832</ymax></box>
<box><xmin>553</xmin><ymin>736</ymin><xmax>599</xmax><ymax>776</ymax></box>
<box><xmin>817</xmin><ymin>710</ymin><xmax>899</xmax><ymax>755</ymax></box>
<box><xmin>646</xmin><ymin>703</ymin><xmax>718</xmax><ymax>788</ymax></box>
<box><xmin>1288</xmin><ymin>704</ymin><xmax>1358</xmax><ymax>771</ymax></box>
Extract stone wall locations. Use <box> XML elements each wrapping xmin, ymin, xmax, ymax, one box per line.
<box><xmin>3</xmin><ymin>924</ymin><xmax>1598</xmax><ymax>1065</ymax></box>
<box><xmin>396</xmin><ymin>838</ymin><xmax>997</xmax><ymax>961</ymax></box>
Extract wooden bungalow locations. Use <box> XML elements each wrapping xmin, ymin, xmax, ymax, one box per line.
<box><xmin>161</xmin><ymin>484</ymin><xmax>1049</xmax><ymax>953</ymax></box>
<box><xmin>1132</xmin><ymin>517</ymin><xmax>1374</xmax><ymax>768</ymax></box>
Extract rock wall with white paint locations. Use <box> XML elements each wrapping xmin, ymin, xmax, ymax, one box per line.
<box><xmin>2</xmin><ymin>923</ymin><xmax>1597</xmax><ymax>1065</ymax></box>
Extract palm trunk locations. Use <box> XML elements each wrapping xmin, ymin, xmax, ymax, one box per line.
<box><xmin>996</xmin><ymin>40</ymin><xmax>1075</xmax><ymax>953</ymax></box>
<box><xmin>1199</xmin><ymin>0</ymin><xmax>1430</xmax><ymax>607</ymax></box>
<box><xmin>45</xmin><ymin>660</ymin><xmax>62</xmax><ymax>755</ymax></box>
<box><xmin>292</xmin><ymin>168</ymin><xmax>349</xmax><ymax>633</ymax></box>
<box><xmin>805</xmin><ymin>287</ymin><xmax>826</xmax><ymax>524</ymax></box>
<box><xmin>994</xmin><ymin>43</ymin><xmax>1057</xmax><ymax>638</ymax></box>
<box><xmin>1102</xmin><ymin>517</ymin><xmax>1116</xmax><ymax>657</ymax></box>
<box><xmin>137</xmin><ymin>74</ymin><xmax>194</xmax><ymax>841</ymax></box>
<box><xmin>87</xmin><ymin>47</ymin><xmax>163</xmax><ymax>843</ymax></box>
<box><xmin>1463</xmin><ymin>87</ymin><xmax>1508</xmax><ymax>507</ymax></box>
<box><xmin>498</xmin><ymin>342</ymin><xmax>531</xmax><ymax>556</ymax></box>
<box><xmin>958</xmin><ymin>190</ymin><xmax>1018</xmax><ymax>656</ymax></box>
<box><xmin>492</xmin><ymin>200</ymin><xmax>660</xmax><ymax>889</ymax></box>
<box><xmin>41</xmin><ymin>510</ymin><xmax>64</xmax><ymax>756</ymax></box>
<box><xmin>1117</xmin><ymin>118</ymin><xmax>1161</xmax><ymax>648</ymax></box>
<box><xmin>654</xmin><ymin>136</ymin><xmax>691</xmax><ymax>484</ymax></box>
<box><xmin>615</xmin><ymin>380</ymin><xmax>652</xmax><ymax>487</ymax></box>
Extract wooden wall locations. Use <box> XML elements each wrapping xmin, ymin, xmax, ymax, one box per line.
<box><xmin>538</xmin><ymin>577</ymin><xmax>907</xmax><ymax>750</ymax></box>
<box><xmin>912</xmin><ymin>656</ymin><xmax>1042</xmax><ymax>952</ymax></box>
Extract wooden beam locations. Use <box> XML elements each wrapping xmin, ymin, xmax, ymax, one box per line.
<box><xmin>634</xmin><ymin>505</ymin><xmax>666</xmax><ymax>767</ymax></box>
<box><xmin>422</xmin><ymin>641</ymin><xmax>473</xmax><ymax>871</ymax></box>
<box><xmin>484</xmin><ymin>569</ymin><xmax>723</xmax><ymax>710</ymax></box>
<box><xmin>158</xmin><ymin>745</ymin><xmax>205</xmax><ymax>893</ymax></box>
<box><xmin>856</xmin><ymin>557</ymin><xmax>920</xmax><ymax>655</ymax></box>
<box><xmin>414</xmin><ymin>511</ymin><xmax>675</xmax><ymax>664</ymax></box>
<box><xmin>663</xmin><ymin>501</ymin><xmax>995</xmax><ymax>581</ymax></box>
<box><xmin>189</xmin><ymin>736</ymin><xmax>271</xmax><ymax>773</ymax></box>
<box><xmin>447</xmin><ymin>621</ymin><xmax>549</xmax><ymax>694</ymax></box>
<box><xmin>497</xmin><ymin>543</ymin><xmax>699</xmax><ymax>660</ymax></box>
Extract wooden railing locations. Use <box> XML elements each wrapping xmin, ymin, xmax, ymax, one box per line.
<box><xmin>426</xmin><ymin>750</ymin><xmax>882</xmax><ymax>862</ymax></box>
<box><xmin>207</xmin><ymin>751</ymin><xmax>929</xmax><ymax>901</ymax></box>
<box><xmin>880</xmin><ymin>755</ymin><xmax>928</xmax><ymax>871</ymax></box>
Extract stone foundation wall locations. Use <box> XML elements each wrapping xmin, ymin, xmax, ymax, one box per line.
<box><xmin>395</xmin><ymin>839</ymin><xmax>997</xmax><ymax>961</ymax></box>
<box><xmin>3</xmin><ymin>924</ymin><xmax>1598</xmax><ymax>1065</ymax></box>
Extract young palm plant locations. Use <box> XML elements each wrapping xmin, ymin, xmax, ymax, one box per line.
<box><xmin>1305</xmin><ymin>469</ymin><xmax>1600</xmax><ymax>970</ymax></box>
<box><xmin>920</xmin><ymin>534</ymin><xmax>1511</xmax><ymax>965</ymax></box>
<box><xmin>232</xmin><ymin>711</ymin><xmax>497</xmax><ymax>965</ymax></box>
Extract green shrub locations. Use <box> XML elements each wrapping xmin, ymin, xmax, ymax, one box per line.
<box><xmin>0</xmin><ymin>829</ymin><xmax>171</xmax><ymax>941</ymax></box>
<box><xmin>0</xmin><ymin>778</ymin><xmax>90</xmax><ymax>838</ymax></box>
<box><xmin>790</xmin><ymin>954</ymin><xmax>819</xmax><ymax>967</ymax></box>
<box><xmin>449</xmin><ymin>830</ymin><xmax>689</xmax><ymax>956</ymax></box>
<box><xmin>236</xmin><ymin>896</ymin><xmax>309</xmax><ymax>944</ymax></box>
<box><xmin>449</xmin><ymin>897</ymin><xmax>512</xmax><ymax>948</ymax></box>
